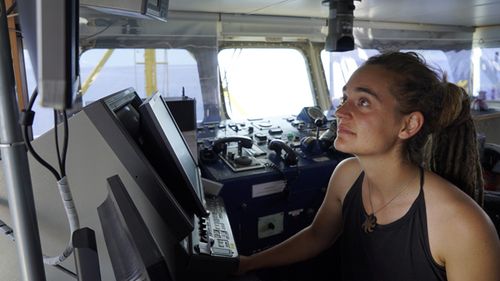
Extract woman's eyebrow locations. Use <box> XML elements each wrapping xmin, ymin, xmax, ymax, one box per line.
<box><xmin>343</xmin><ymin>85</ymin><xmax>381</xmax><ymax>101</ymax></box>
<box><xmin>355</xmin><ymin>86</ymin><xmax>381</xmax><ymax>101</ymax></box>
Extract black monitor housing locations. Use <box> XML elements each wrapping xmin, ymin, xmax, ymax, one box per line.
<box><xmin>139</xmin><ymin>92</ymin><xmax>208</xmax><ymax>218</ymax></box>
<box><xmin>85</xmin><ymin>87</ymin><xmax>194</xmax><ymax>241</ymax></box>
<box><xmin>98</xmin><ymin>175</ymin><xmax>176</xmax><ymax>281</ymax></box>
<box><xmin>325</xmin><ymin>0</ymin><xmax>356</xmax><ymax>52</ymax></box>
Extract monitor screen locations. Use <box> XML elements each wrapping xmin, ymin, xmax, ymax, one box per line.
<box><xmin>103</xmin><ymin>88</ymin><xmax>143</xmax><ymax>142</ymax></box>
<box><xmin>139</xmin><ymin>92</ymin><xmax>208</xmax><ymax>218</ymax></box>
<box><xmin>90</xmin><ymin>87</ymin><xmax>194</xmax><ymax>241</ymax></box>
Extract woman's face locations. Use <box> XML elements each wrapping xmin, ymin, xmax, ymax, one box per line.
<box><xmin>334</xmin><ymin>65</ymin><xmax>406</xmax><ymax>157</ymax></box>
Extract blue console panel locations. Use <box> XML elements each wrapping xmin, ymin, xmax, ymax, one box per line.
<box><xmin>197</xmin><ymin>116</ymin><xmax>349</xmax><ymax>255</ymax></box>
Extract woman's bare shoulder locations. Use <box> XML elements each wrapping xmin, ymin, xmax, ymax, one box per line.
<box><xmin>424</xmin><ymin>171</ymin><xmax>488</xmax><ymax>227</ymax></box>
<box><xmin>328</xmin><ymin>157</ymin><xmax>363</xmax><ymax>201</ymax></box>
<box><xmin>424</xmin><ymin>171</ymin><xmax>499</xmax><ymax>264</ymax></box>
<box><xmin>424</xmin><ymin>171</ymin><xmax>484</xmax><ymax>220</ymax></box>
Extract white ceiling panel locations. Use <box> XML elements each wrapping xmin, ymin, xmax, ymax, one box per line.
<box><xmin>168</xmin><ymin>0</ymin><xmax>500</xmax><ymax>27</ymax></box>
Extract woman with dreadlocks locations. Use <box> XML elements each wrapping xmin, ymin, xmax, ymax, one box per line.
<box><xmin>236</xmin><ymin>51</ymin><xmax>500</xmax><ymax>280</ymax></box>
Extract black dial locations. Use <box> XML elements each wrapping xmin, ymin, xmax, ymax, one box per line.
<box><xmin>307</xmin><ymin>106</ymin><xmax>324</xmax><ymax>120</ymax></box>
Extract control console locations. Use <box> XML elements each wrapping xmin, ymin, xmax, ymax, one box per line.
<box><xmin>212</xmin><ymin>136</ymin><xmax>265</xmax><ymax>172</ymax></box>
<box><xmin>196</xmin><ymin>110</ymin><xmax>350</xmax><ymax>254</ymax></box>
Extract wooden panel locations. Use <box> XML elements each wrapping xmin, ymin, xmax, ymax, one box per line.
<box><xmin>6</xmin><ymin>0</ymin><xmax>27</xmax><ymax>109</ymax></box>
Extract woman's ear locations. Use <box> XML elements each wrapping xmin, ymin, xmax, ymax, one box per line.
<box><xmin>399</xmin><ymin>112</ymin><xmax>424</xmax><ymax>139</ymax></box>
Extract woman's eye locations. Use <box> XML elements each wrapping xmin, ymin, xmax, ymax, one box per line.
<box><xmin>358</xmin><ymin>98</ymin><xmax>369</xmax><ymax>107</ymax></box>
<box><xmin>337</xmin><ymin>96</ymin><xmax>347</xmax><ymax>108</ymax></box>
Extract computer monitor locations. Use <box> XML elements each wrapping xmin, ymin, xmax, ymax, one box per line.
<box><xmin>139</xmin><ymin>92</ymin><xmax>208</xmax><ymax>218</ymax></box>
<box><xmin>86</xmin><ymin>87</ymin><xmax>193</xmax><ymax>241</ymax></box>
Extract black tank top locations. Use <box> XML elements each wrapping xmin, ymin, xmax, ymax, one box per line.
<box><xmin>340</xmin><ymin>168</ymin><xmax>447</xmax><ymax>281</ymax></box>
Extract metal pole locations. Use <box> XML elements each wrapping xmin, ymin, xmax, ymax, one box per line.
<box><xmin>0</xmin><ymin>1</ymin><xmax>47</xmax><ymax>280</ymax></box>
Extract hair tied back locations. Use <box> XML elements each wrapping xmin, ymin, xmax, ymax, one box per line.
<box><xmin>437</xmin><ymin>82</ymin><xmax>470</xmax><ymax>130</ymax></box>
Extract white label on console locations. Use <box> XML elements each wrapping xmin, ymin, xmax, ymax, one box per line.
<box><xmin>252</xmin><ymin>180</ymin><xmax>286</xmax><ymax>198</ymax></box>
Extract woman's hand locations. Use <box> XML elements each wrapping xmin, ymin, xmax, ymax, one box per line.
<box><xmin>235</xmin><ymin>255</ymin><xmax>252</xmax><ymax>276</ymax></box>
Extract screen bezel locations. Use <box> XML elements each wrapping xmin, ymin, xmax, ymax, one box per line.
<box><xmin>139</xmin><ymin>93</ymin><xmax>207</xmax><ymax>218</ymax></box>
<box><xmin>89</xmin><ymin>87</ymin><xmax>194</xmax><ymax>241</ymax></box>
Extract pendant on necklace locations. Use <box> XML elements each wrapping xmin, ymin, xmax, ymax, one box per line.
<box><xmin>362</xmin><ymin>213</ymin><xmax>377</xmax><ymax>233</ymax></box>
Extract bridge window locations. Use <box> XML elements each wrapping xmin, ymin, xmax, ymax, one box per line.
<box><xmin>218</xmin><ymin>48</ymin><xmax>314</xmax><ymax>120</ymax></box>
<box><xmin>24</xmin><ymin>48</ymin><xmax>203</xmax><ymax>137</ymax></box>
<box><xmin>80</xmin><ymin>48</ymin><xmax>203</xmax><ymax>115</ymax></box>
<box><xmin>401</xmin><ymin>49</ymin><xmax>472</xmax><ymax>90</ymax></box>
<box><xmin>473</xmin><ymin>47</ymin><xmax>500</xmax><ymax>102</ymax></box>
<box><xmin>321</xmin><ymin>49</ymin><xmax>473</xmax><ymax>111</ymax></box>
<box><xmin>320</xmin><ymin>49</ymin><xmax>379</xmax><ymax>110</ymax></box>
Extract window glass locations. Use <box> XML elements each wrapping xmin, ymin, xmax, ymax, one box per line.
<box><xmin>218</xmin><ymin>48</ymin><xmax>314</xmax><ymax>120</ymax></box>
<box><xmin>473</xmin><ymin>48</ymin><xmax>500</xmax><ymax>100</ymax></box>
<box><xmin>402</xmin><ymin>49</ymin><xmax>472</xmax><ymax>90</ymax></box>
<box><xmin>444</xmin><ymin>50</ymin><xmax>473</xmax><ymax>92</ymax></box>
<box><xmin>25</xmin><ymin>48</ymin><xmax>203</xmax><ymax>137</ymax></box>
<box><xmin>80</xmin><ymin>48</ymin><xmax>203</xmax><ymax>113</ymax></box>
<box><xmin>320</xmin><ymin>49</ymin><xmax>473</xmax><ymax>112</ymax></box>
<box><xmin>320</xmin><ymin>49</ymin><xmax>379</xmax><ymax>110</ymax></box>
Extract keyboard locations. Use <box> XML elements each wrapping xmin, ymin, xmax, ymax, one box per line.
<box><xmin>194</xmin><ymin>196</ymin><xmax>238</xmax><ymax>258</ymax></box>
<box><xmin>177</xmin><ymin>196</ymin><xmax>239</xmax><ymax>280</ymax></box>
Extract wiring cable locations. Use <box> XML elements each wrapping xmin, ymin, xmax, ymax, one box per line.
<box><xmin>61</xmin><ymin>110</ymin><xmax>69</xmax><ymax>176</ymax></box>
<box><xmin>264</xmin><ymin>161</ymin><xmax>292</xmax><ymax>198</ymax></box>
<box><xmin>53</xmin><ymin>110</ymin><xmax>69</xmax><ymax>176</ymax></box>
<box><xmin>0</xmin><ymin>218</ymin><xmax>15</xmax><ymax>241</ymax></box>
<box><xmin>18</xmin><ymin>88</ymin><xmax>80</xmax><ymax>266</ymax></box>
<box><xmin>21</xmin><ymin>89</ymin><xmax>60</xmax><ymax>180</ymax></box>
<box><xmin>54</xmin><ymin>264</ymin><xmax>77</xmax><ymax>279</ymax></box>
<box><xmin>43</xmin><ymin>176</ymin><xmax>79</xmax><ymax>265</ymax></box>
<box><xmin>0</xmin><ymin>88</ymin><xmax>78</xmax><ymax>276</ymax></box>
<box><xmin>81</xmin><ymin>19</ymin><xmax>118</xmax><ymax>41</ymax></box>
<box><xmin>264</xmin><ymin>158</ymin><xmax>301</xmax><ymax>198</ymax></box>
<box><xmin>54</xmin><ymin>110</ymin><xmax>63</xmax><ymax>174</ymax></box>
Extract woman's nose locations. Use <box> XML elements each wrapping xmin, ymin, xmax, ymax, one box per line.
<box><xmin>335</xmin><ymin>102</ymin><xmax>351</xmax><ymax>119</ymax></box>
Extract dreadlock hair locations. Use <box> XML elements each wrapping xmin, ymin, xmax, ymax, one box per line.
<box><xmin>363</xmin><ymin>51</ymin><xmax>484</xmax><ymax>205</ymax></box>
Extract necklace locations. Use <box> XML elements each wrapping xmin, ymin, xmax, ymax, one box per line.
<box><xmin>362</xmin><ymin>172</ymin><xmax>419</xmax><ymax>233</ymax></box>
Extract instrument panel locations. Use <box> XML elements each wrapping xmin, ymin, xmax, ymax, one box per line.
<box><xmin>196</xmin><ymin>111</ymin><xmax>349</xmax><ymax>254</ymax></box>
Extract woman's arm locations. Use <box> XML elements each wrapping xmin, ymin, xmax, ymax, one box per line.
<box><xmin>432</xmin><ymin>185</ymin><xmax>500</xmax><ymax>281</ymax></box>
<box><xmin>237</xmin><ymin>157</ymin><xmax>361</xmax><ymax>274</ymax></box>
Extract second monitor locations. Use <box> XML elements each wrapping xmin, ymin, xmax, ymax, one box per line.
<box><xmin>139</xmin><ymin>93</ymin><xmax>208</xmax><ymax>218</ymax></box>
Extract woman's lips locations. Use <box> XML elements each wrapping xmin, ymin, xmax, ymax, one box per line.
<box><xmin>337</xmin><ymin>124</ymin><xmax>355</xmax><ymax>135</ymax></box>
